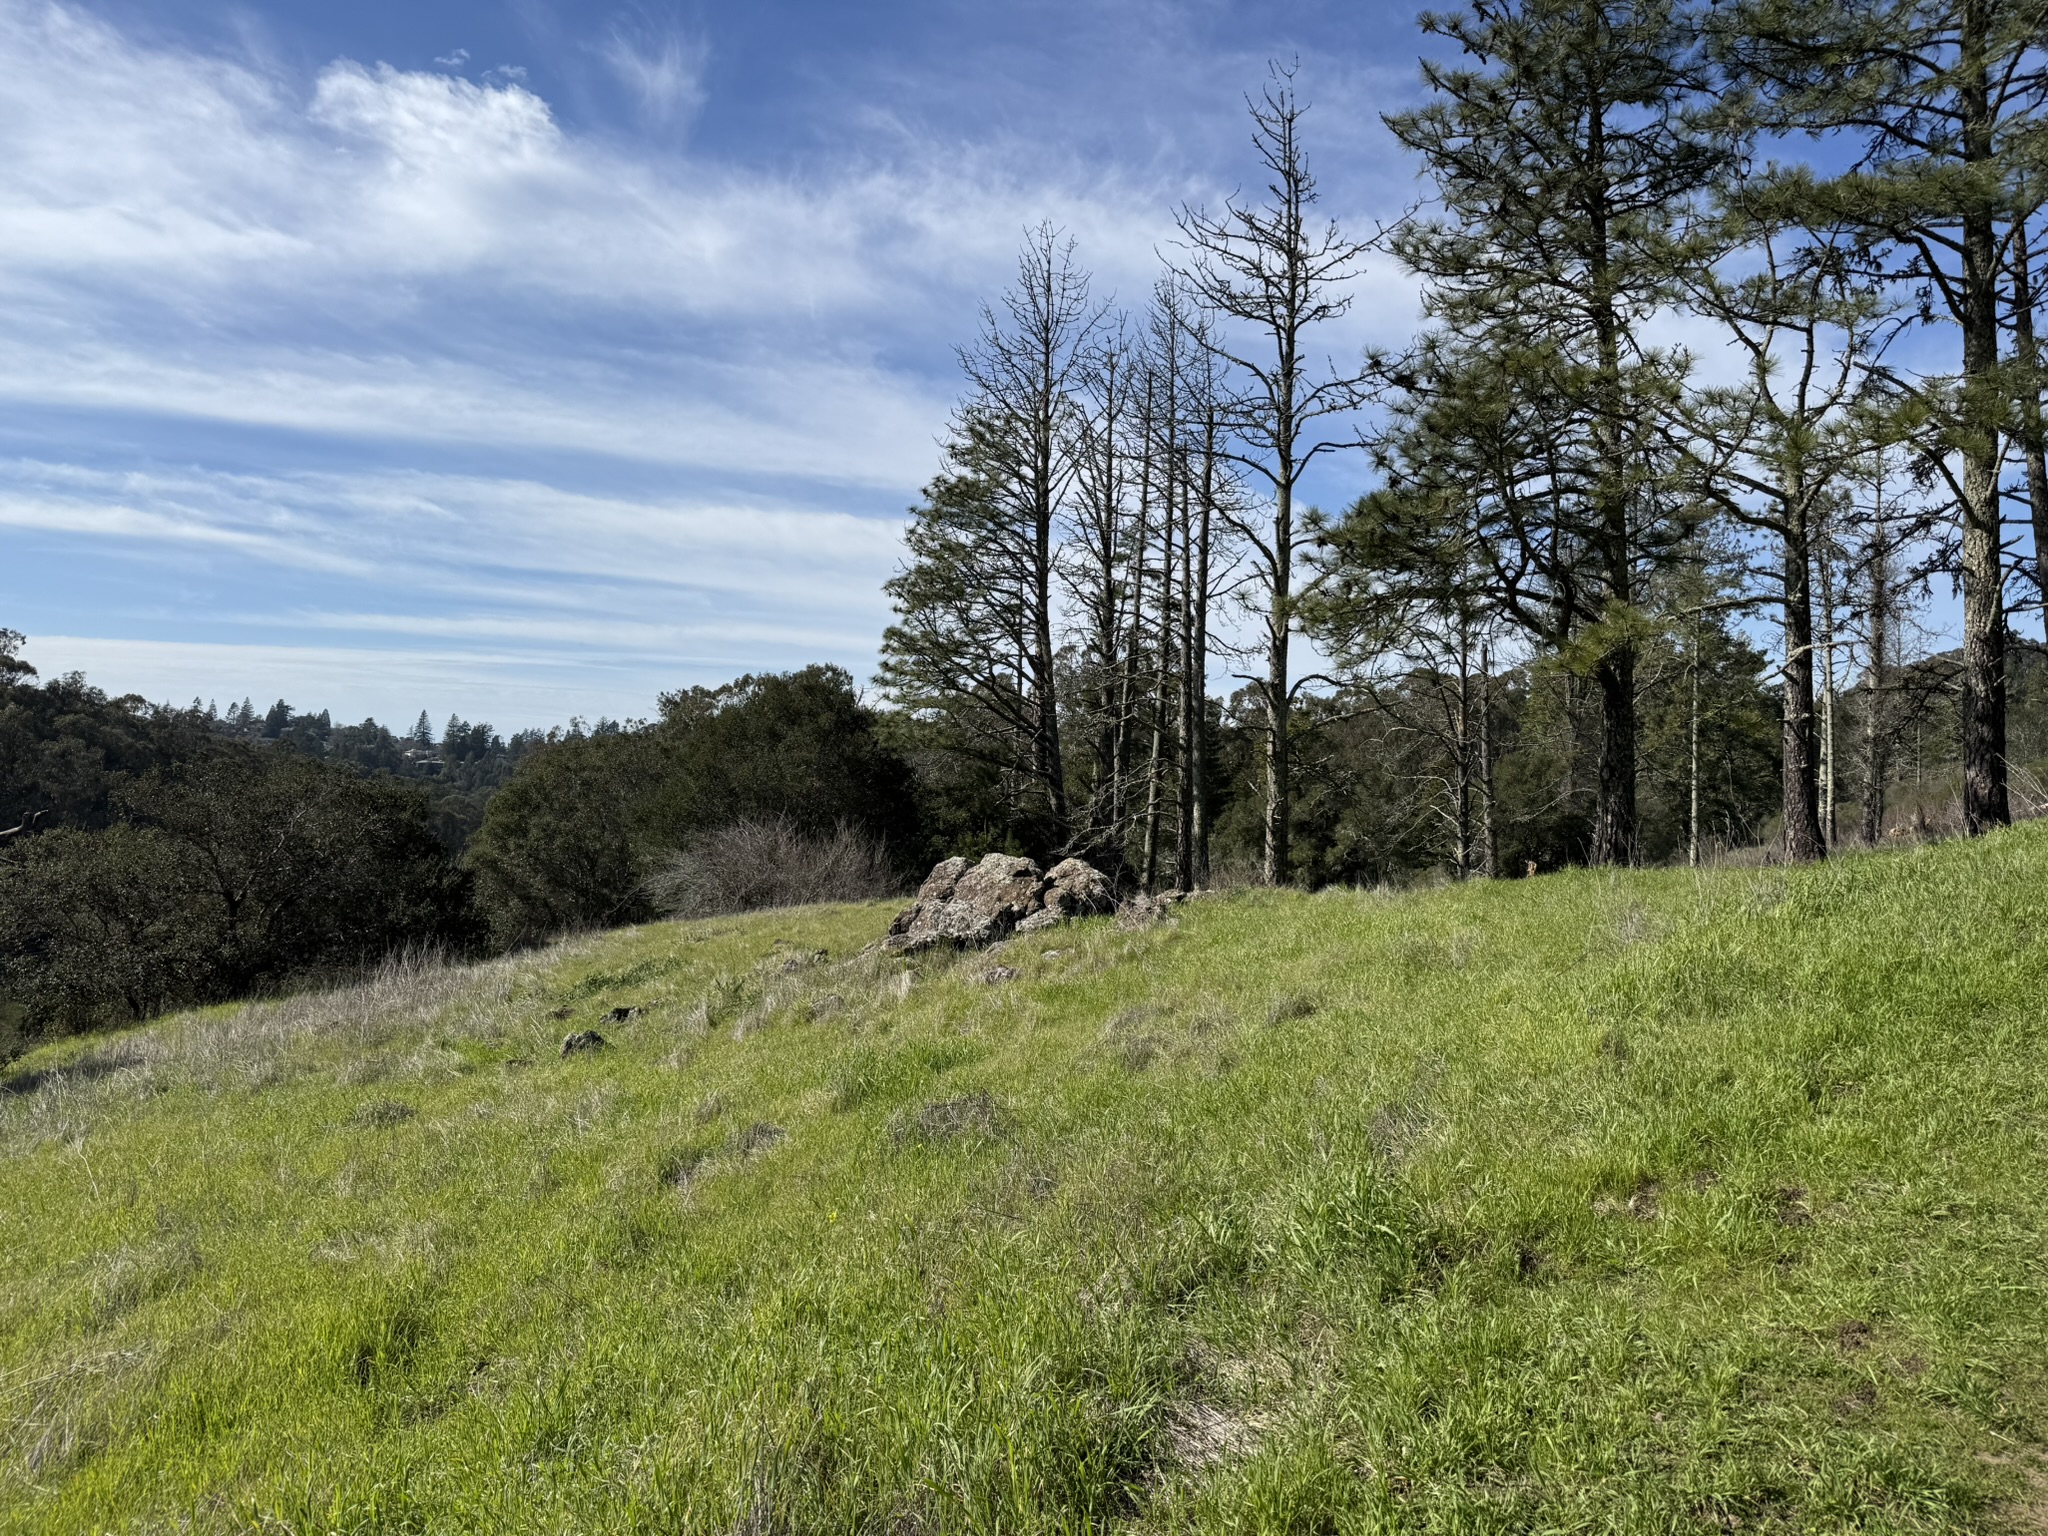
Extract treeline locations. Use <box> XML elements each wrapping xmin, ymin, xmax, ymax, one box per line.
<box><xmin>16</xmin><ymin>0</ymin><xmax>2048</xmax><ymax>1036</ymax></box>
<box><xmin>880</xmin><ymin>0</ymin><xmax>2048</xmax><ymax>887</ymax></box>
<box><xmin>0</xmin><ymin>647</ymin><xmax>916</xmax><ymax>1043</ymax></box>
<box><xmin>0</xmin><ymin>640</ymin><xmax>479</xmax><ymax>1037</ymax></box>
<box><xmin>200</xmin><ymin>697</ymin><xmax>562</xmax><ymax>848</ymax></box>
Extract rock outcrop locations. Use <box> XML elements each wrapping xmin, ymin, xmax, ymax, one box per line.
<box><xmin>1019</xmin><ymin>858</ymin><xmax>1116</xmax><ymax>932</ymax></box>
<box><xmin>885</xmin><ymin>852</ymin><xmax>1116</xmax><ymax>954</ymax></box>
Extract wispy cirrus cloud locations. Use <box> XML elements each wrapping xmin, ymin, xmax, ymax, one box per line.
<box><xmin>595</xmin><ymin>12</ymin><xmax>708</xmax><ymax>130</ymax></box>
<box><xmin>0</xmin><ymin>0</ymin><xmax>1417</xmax><ymax>724</ymax></box>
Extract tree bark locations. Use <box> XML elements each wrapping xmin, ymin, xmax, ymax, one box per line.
<box><xmin>1958</xmin><ymin>2</ymin><xmax>2010</xmax><ymax>834</ymax></box>
<box><xmin>1478</xmin><ymin>639</ymin><xmax>1499</xmax><ymax>879</ymax></box>
<box><xmin>1862</xmin><ymin>527</ymin><xmax>1892</xmax><ymax>844</ymax></box>
<box><xmin>1591</xmin><ymin>652</ymin><xmax>1637</xmax><ymax>865</ymax></box>
<box><xmin>2012</xmin><ymin>215</ymin><xmax>2048</xmax><ymax>645</ymax></box>
<box><xmin>1781</xmin><ymin>497</ymin><xmax>1825</xmax><ymax>860</ymax></box>
<box><xmin>1190</xmin><ymin>417</ymin><xmax>1216</xmax><ymax>886</ymax></box>
<box><xmin>1264</xmin><ymin>477</ymin><xmax>1293</xmax><ymax>886</ymax></box>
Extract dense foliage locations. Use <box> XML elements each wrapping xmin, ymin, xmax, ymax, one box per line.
<box><xmin>0</xmin><ymin>655</ymin><xmax>918</xmax><ymax>1040</ymax></box>
<box><xmin>467</xmin><ymin>667</ymin><xmax>920</xmax><ymax>947</ymax></box>
<box><xmin>0</xmin><ymin>752</ymin><xmax>478</xmax><ymax>1036</ymax></box>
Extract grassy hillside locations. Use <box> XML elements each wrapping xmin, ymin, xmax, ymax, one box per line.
<box><xmin>5</xmin><ymin>830</ymin><xmax>2048</xmax><ymax>1533</ymax></box>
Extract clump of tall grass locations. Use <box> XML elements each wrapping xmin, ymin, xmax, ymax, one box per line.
<box><xmin>0</xmin><ymin>946</ymin><xmax>561</xmax><ymax>1150</ymax></box>
<box><xmin>644</xmin><ymin>819</ymin><xmax>901</xmax><ymax>919</ymax></box>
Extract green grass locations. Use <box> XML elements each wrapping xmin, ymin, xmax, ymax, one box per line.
<box><xmin>6</xmin><ymin>827</ymin><xmax>2048</xmax><ymax>1533</ymax></box>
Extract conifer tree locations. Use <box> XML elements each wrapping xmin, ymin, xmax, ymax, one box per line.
<box><xmin>1718</xmin><ymin>0</ymin><xmax>2048</xmax><ymax>832</ymax></box>
<box><xmin>879</xmin><ymin>227</ymin><xmax>1099</xmax><ymax>852</ymax></box>
<box><xmin>1385</xmin><ymin>0</ymin><xmax>1735</xmax><ymax>863</ymax></box>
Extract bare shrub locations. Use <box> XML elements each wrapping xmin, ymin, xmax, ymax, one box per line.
<box><xmin>644</xmin><ymin>819</ymin><xmax>902</xmax><ymax>919</ymax></box>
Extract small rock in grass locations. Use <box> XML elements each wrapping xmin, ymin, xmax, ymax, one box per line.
<box><xmin>561</xmin><ymin>1030</ymin><xmax>608</xmax><ymax>1056</ymax></box>
<box><xmin>1117</xmin><ymin>892</ymin><xmax>1180</xmax><ymax>930</ymax></box>
<box><xmin>974</xmin><ymin>965</ymin><xmax>1019</xmax><ymax>985</ymax></box>
<box><xmin>604</xmin><ymin>1006</ymin><xmax>640</xmax><ymax>1024</ymax></box>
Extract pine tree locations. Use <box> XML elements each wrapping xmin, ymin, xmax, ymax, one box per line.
<box><xmin>878</xmin><ymin>227</ymin><xmax>1099</xmax><ymax>852</ymax></box>
<box><xmin>1719</xmin><ymin>0</ymin><xmax>2048</xmax><ymax>832</ymax></box>
<box><xmin>1386</xmin><ymin>0</ymin><xmax>1735</xmax><ymax>864</ymax></box>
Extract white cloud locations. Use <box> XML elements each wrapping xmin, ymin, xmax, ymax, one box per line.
<box><xmin>0</xmin><ymin>459</ymin><xmax>907</xmax><ymax>615</ymax></box>
<box><xmin>0</xmin><ymin>0</ymin><xmax>1182</xmax><ymax>317</ymax></box>
<box><xmin>0</xmin><ymin>339</ymin><xmax>955</xmax><ymax>489</ymax></box>
<box><xmin>19</xmin><ymin>635</ymin><xmax>665</xmax><ymax>727</ymax></box>
<box><xmin>597</xmin><ymin>18</ymin><xmax>708</xmax><ymax>128</ymax></box>
<box><xmin>0</xmin><ymin>0</ymin><xmax>1418</xmax><ymax>721</ymax></box>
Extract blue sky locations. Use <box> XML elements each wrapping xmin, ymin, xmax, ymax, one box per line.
<box><xmin>0</xmin><ymin>0</ymin><xmax>1433</xmax><ymax>732</ymax></box>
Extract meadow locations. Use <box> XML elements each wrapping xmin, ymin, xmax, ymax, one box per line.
<box><xmin>4</xmin><ymin>825</ymin><xmax>2048</xmax><ymax>1533</ymax></box>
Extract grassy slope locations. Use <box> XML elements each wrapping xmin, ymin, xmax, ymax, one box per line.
<box><xmin>4</xmin><ymin>830</ymin><xmax>2048</xmax><ymax>1534</ymax></box>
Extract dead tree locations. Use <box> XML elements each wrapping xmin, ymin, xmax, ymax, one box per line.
<box><xmin>1177</xmin><ymin>68</ymin><xmax>1370</xmax><ymax>885</ymax></box>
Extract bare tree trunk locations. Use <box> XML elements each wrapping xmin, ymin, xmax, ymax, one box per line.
<box><xmin>1264</xmin><ymin>485</ymin><xmax>1293</xmax><ymax>886</ymax></box>
<box><xmin>1076</xmin><ymin>335</ymin><xmax>1131</xmax><ymax>851</ymax></box>
<box><xmin>1177</xmin><ymin>76</ymin><xmax>1368</xmax><ymax>888</ymax></box>
<box><xmin>1479</xmin><ymin>638</ymin><xmax>1499</xmax><ymax>879</ymax></box>
<box><xmin>1455</xmin><ymin>615</ymin><xmax>1474</xmax><ymax>877</ymax></box>
<box><xmin>1191</xmin><ymin>414</ymin><xmax>1216</xmax><ymax>886</ymax></box>
<box><xmin>1140</xmin><ymin>499</ymin><xmax>1173</xmax><ymax>892</ymax></box>
<box><xmin>1958</xmin><ymin>18</ymin><xmax>2010</xmax><ymax>834</ymax></box>
<box><xmin>1112</xmin><ymin>375</ymin><xmax>1157</xmax><ymax>847</ymax></box>
<box><xmin>1175</xmin><ymin>444</ymin><xmax>1198</xmax><ymax>894</ymax></box>
<box><xmin>2012</xmin><ymin>213</ymin><xmax>2048</xmax><ymax>646</ymax></box>
<box><xmin>1591</xmin><ymin>652</ymin><xmax>1636</xmax><ymax>865</ymax></box>
<box><xmin>1689</xmin><ymin>607</ymin><xmax>1701</xmax><ymax>868</ymax></box>
<box><xmin>1782</xmin><ymin>495</ymin><xmax>1825</xmax><ymax>861</ymax></box>
<box><xmin>1862</xmin><ymin>518</ymin><xmax>1893</xmax><ymax>844</ymax></box>
<box><xmin>1817</xmin><ymin>519</ymin><xmax>1839</xmax><ymax>848</ymax></box>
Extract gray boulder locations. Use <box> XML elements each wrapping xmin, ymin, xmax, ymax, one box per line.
<box><xmin>1042</xmin><ymin>857</ymin><xmax>1115</xmax><ymax>918</ymax></box>
<box><xmin>916</xmin><ymin>856</ymin><xmax>971</xmax><ymax>902</ymax></box>
<box><xmin>951</xmin><ymin>854</ymin><xmax>1046</xmax><ymax>920</ymax></box>
<box><xmin>886</xmin><ymin>852</ymin><xmax>1115</xmax><ymax>954</ymax></box>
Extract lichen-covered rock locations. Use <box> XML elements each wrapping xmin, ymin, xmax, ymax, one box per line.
<box><xmin>916</xmin><ymin>856</ymin><xmax>971</xmax><ymax>902</ymax></box>
<box><xmin>1042</xmin><ymin>857</ymin><xmax>1115</xmax><ymax>918</ymax></box>
<box><xmin>950</xmin><ymin>854</ymin><xmax>1045</xmax><ymax>922</ymax></box>
<box><xmin>886</xmin><ymin>852</ymin><xmax>1117</xmax><ymax>954</ymax></box>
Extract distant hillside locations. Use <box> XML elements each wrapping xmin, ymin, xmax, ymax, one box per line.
<box><xmin>4</xmin><ymin>828</ymin><xmax>2048</xmax><ymax>1531</ymax></box>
